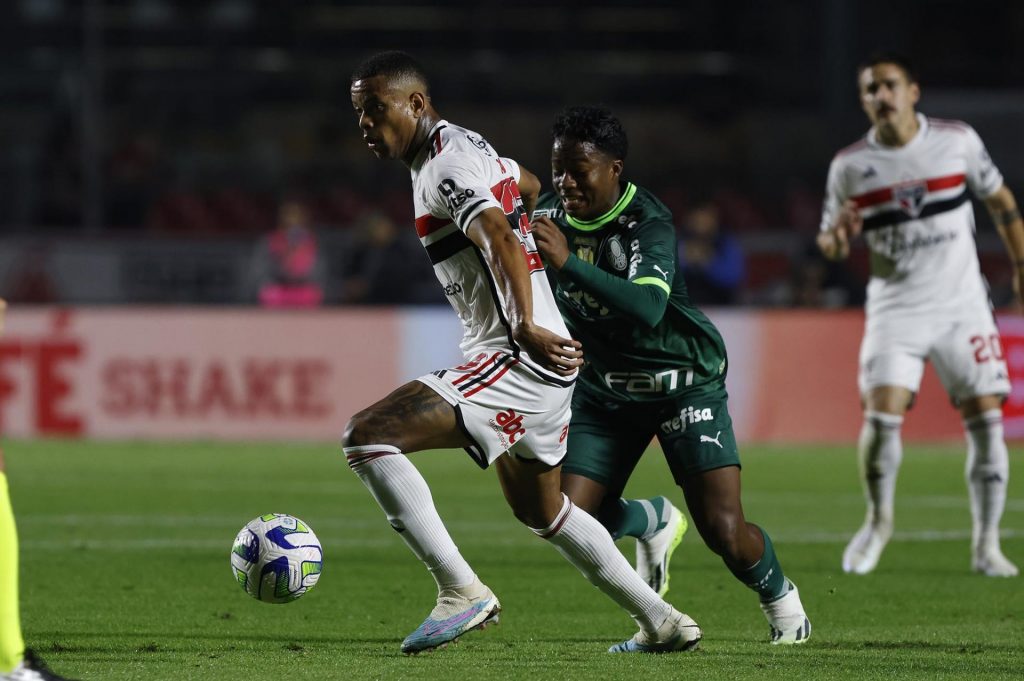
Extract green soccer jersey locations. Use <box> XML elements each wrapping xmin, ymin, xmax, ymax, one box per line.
<box><xmin>534</xmin><ymin>181</ymin><xmax>728</xmax><ymax>403</ymax></box>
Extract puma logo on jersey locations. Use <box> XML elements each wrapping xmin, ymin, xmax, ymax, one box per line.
<box><xmin>700</xmin><ymin>431</ymin><xmax>723</xmax><ymax>448</ymax></box>
<box><xmin>653</xmin><ymin>265</ymin><xmax>670</xmax><ymax>280</ymax></box>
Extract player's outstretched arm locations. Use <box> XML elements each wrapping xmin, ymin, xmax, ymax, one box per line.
<box><xmin>467</xmin><ymin>208</ymin><xmax>582</xmax><ymax>375</ymax></box>
<box><xmin>984</xmin><ymin>185</ymin><xmax>1024</xmax><ymax>306</ymax></box>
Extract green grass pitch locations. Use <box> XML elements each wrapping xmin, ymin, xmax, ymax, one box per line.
<box><xmin>4</xmin><ymin>439</ymin><xmax>1022</xmax><ymax>680</ymax></box>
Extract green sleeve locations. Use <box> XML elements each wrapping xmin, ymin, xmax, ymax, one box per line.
<box><xmin>559</xmin><ymin>253</ymin><xmax>668</xmax><ymax>328</ymax></box>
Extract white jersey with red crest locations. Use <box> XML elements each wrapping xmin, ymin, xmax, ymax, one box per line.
<box><xmin>410</xmin><ymin>119</ymin><xmax>575</xmax><ymax>386</ymax></box>
<box><xmin>821</xmin><ymin>113</ymin><xmax>1004</xmax><ymax>320</ymax></box>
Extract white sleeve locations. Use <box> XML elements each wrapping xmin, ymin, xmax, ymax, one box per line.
<box><xmin>964</xmin><ymin>126</ymin><xmax>1004</xmax><ymax>199</ymax></box>
<box><xmin>819</xmin><ymin>156</ymin><xmax>847</xmax><ymax>232</ymax></box>
<box><xmin>500</xmin><ymin>157</ymin><xmax>521</xmax><ymax>182</ymax></box>
<box><xmin>420</xmin><ymin>152</ymin><xmax>503</xmax><ymax>233</ymax></box>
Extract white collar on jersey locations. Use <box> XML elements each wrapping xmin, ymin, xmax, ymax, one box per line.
<box><xmin>409</xmin><ymin>120</ymin><xmax>449</xmax><ymax>173</ymax></box>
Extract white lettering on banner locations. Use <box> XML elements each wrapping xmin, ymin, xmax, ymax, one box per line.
<box><xmin>101</xmin><ymin>358</ymin><xmax>331</xmax><ymax>418</ymax></box>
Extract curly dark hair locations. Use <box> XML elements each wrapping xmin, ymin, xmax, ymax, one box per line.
<box><xmin>857</xmin><ymin>51</ymin><xmax>919</xmax><ymax>84</ymax></box>
<box><xmin>352</xmin><ymin>50</ymin><xmax>430</xmax><ymax>89</ymax></box>
<box><xmin>551</xmin><ymin>106</ymin><xmax>628</xmax><ymax>160</ymax></box>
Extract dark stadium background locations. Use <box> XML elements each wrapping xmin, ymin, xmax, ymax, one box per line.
<box><xmin>1</xmin><ymin>0</ymin><xmax>1021</xmax><ymax>307</ymax></box>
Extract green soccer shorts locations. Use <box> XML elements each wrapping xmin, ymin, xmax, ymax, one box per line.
<box><xmin>562</xmin><ymin>384</ymin><xmax>741</xmax><ymax>495</ymax></box>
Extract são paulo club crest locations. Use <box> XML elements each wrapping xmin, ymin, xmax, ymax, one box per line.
<box><xmin>893</xmin><ymin>181</ymin><xmax>928</xmax><ymax>218</ymax></box>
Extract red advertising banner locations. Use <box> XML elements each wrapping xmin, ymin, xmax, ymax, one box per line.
<box><xmin>1</xmin><ymin>307</ymin><xmax>1020</xmax><ymax>443</ymax></box>
<box><xmin>0</xmin><ymin>308</ymin><xmax>399</xmax><ymax>440</ymax></box>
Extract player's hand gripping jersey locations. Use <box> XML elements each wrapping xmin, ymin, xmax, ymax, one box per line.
<box><xmin>411</xmin><ymin>120</ymin><xmax>575</xmax><ymax>386</ymax></box>
<box><xmin>535</xmin><ymin>182</ymin><xmax>727</xmax><ymax>403</ymax></box>
<box><xmin>821</xmin><ymin>114</ymin><xmax>1004</xmax><ymax>319</ymax></box>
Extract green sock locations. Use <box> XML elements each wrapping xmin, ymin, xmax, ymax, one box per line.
<box><xmin>599</xmin><ymin>496</ymin><xmax>670</xmax><ymax>540</ymax></box>
<box><xmin>729</xmin><ymin>526</ymin><xmax>788</xmax><ymax>602</ymax></box>
<box><xmin>0</xmin><ymin>472</ymin><xmax>25</xmax><ymax>673</ymax></box>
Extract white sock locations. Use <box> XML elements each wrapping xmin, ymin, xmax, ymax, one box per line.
<box><xmin>858</xmin><ymin>411</ymin><xmax>904</xmax><ymax>528</ymax></box>
<box><xmin>344</xmin><ymin>444</ymin><xmax>477</xmax><ymax>592</ymax></box>
<box><xmin>532</xmin><ymin>494</ymin><xmax>672</xmax><ymax>634</ymax></box>
<box><xmin>964</xmin><ymin>410</ymin><xmax>1010</xmax><ymax>555</ymax></box>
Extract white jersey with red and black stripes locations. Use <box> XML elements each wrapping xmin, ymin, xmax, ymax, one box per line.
<box><xmin>821</xmin><ymin>113</ymin><xmax>1004</xmax><ymax>319</ymax></box>
<box><xmin>410</xmin><ymin>119</ymin><xmax>576</xmax><ymax>386</ymax></box>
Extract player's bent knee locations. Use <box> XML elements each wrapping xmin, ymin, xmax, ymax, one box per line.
<box><xmin>705</xmin><ymin>514</ymin><xmax>744</xmax><ymax>559</ymax></box>
<box><xmin>341</xmin><ymin>409</ymin><xmax>388</xmax><ymax>449</ymax></box>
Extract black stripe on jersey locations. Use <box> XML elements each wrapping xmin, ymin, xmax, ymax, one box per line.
<box><xmin>473</xmin><ymin>247</ymin><xmax>518</xmax><ymax>349</ymax></box>
<box><xmin>427</xmin><ymin>125</ymin><xmax>448</xmax><ymax>160</ymax></box>
<box><xmin>518</xmin><ymin>358</ymin><xmax>578</xmax><ymax>388</ymax></box>
<box><xmin>862</xmin><ymin>190</ymin><xmax>970</xmax><ymax>232</ymax></box>
<box><xmin>425</xmin><ymin>230</ymin><xmax>473</xmax><ymax>265</ymax></box>
<box><xmin>453</xmin><ymin>404</ymin><xmax>489</xmax><ymax>470</ymax></box>
<box><xmin>458</xmin><ymin>354</ymin><xmax>515</xmax><ymax>394</ymax></box>
<box><xmin>457</xmin><ymin>199</ymin><xmax>490</xmax><ymax>232</ymax></box>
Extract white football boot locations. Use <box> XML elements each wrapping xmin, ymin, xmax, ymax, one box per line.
<box><xmin>972</xmin><ymin>536</ymin><xmax>1019</xmax><ymax>578</ymax></box>
<box><xmin>608</xmin><ymin>608</ymin><xmax>702</xmax><ymax>653</ymax></box>
<box><xmin>1</xmin><ymin>650</ymin><xmax>78</xmax><ymax>680</ymax></box>
<box><xmin>636</xmin><ymin>500</ymin><xmax>688</xmax><ymax>597</ymax></box>
<box><xmin>760</xmin><ymin>579</ymin><xmax>811</xmax><ymax>645</ymax></box>
<box><xmin>400</xmin><ymin>578</ymin><xmax>501</xmax><ymax>654</ymax></box>
<box><xmin>842</xmin><ymin>520</ymin><xmax>892</xmax><ymax>574</ymax></box>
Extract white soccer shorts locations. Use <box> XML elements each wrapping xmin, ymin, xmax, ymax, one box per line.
<box><xmin>859</xmin><ymin>309</ymin><xmax>1010</xmax><ymax>402</ymax></box>
<box><xmin>416</xmin><ymin>350</ymin><xmax>573</xmax><ymax>468</ymax></box>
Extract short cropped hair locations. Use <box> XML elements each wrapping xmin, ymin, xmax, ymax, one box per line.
<box><xmin>551</xmin><ymin>106</ymin><xmax>628</xmax><ymax>161</ymax></box>
<box><xmin>352</xmin><ymin>50</ymin><xmax>430</xmax><ymax>89</ymax></box>
<box><xmin>857</xmin><ymin>51</ymin><xmax>919</xmax><ymax>84</ymax></box>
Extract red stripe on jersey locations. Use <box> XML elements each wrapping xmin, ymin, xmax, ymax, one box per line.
<box><xmin>462</xmin><ymin>358</ymin><xmax>519</xmax><ymax>398</ymax></box>
<box><xmin>432</xmin><ymin>130</ymin><xmax>443</xmax><ymax>155</ymax></box>
<box><xmin>415</xmin><ymin>214</ymin><xmax>450</xmax><ymax>237</ymax></box>
<box><xmin>927</xmin><ymin>117</ymin><xmax>968</xmax><ymax>133</ymax></box>
<box><xmin>852</xmin><ymin>173</ymin><xmax>966</xmax><ymax>209</ymax></box>
<box><xmin>452</xmin><ymin>351</ymin><xmax>503</xmax><ymax>386</ymax></box>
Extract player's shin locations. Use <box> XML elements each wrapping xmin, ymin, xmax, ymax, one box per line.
<box><xmin>727</xmin><ymin>526</ymin><xmax>787</xmax><ymax>602</ymax></box>
<box><xmin>600</xmin><ymin>497</ymin><xmax>671</xmax><ymax>540</ymax></box>
<box><xmin>964</xmin><ymin>410</ymin><xmax>1017</xmax><ymax>576</ymax></box>
<box><xmin>532</xmin><ymin>493</ymin><xmax>672</xmax><ymax>633</ymax></box>
<box><xmin>0</xmin><ymin>470</ymin><xmax>26</xmax><ymax>674</ymax></box>
<box><xmin>858</xmin><ymin>411</ymin><xmax>904</xmax><ymax>528</ymax></box>
<box><xmin>343</xmin><ymin>444</ymin><xmax>477</xmax><ymax>591</ymax></box>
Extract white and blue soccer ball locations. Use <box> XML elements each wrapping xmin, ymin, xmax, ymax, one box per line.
<box><xmin>231</xmin><ymin>513</ymin><xmax>323</xmax><ymax>604</ymax></box>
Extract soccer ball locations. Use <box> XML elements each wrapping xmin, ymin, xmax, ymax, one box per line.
<box><xmin>230</xmin><ymin>513</ymin><xmax>323</xmax><ymax>604</ymax></box>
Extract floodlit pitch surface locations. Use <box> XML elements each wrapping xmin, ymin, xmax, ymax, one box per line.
<box><xmin>5</xmin><ymin>440</ymin><xmax>1022</xmax><ymax>680</ymax></box>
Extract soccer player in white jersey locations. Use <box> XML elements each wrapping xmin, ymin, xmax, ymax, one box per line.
<box><xmin>344</xmin><ymin>51</ymin><xmax>702</xmax><ymax>655</ymax></box>
<box><xmin>818</xmin><ymin>53</ymin><xmax>1024</xmax><ymax>578</ymax></box>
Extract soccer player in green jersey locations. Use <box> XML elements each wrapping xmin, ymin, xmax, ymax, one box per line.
<box><xmin>531</xmin><ymin>107</ymin><xmax>811</xmax><ymax>644</ymax></box>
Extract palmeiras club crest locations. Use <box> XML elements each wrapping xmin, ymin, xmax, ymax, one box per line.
<box><xmin>893</xmin><ymin>181</ymin><xmax>928</xmax><ymax>218</ymax></box>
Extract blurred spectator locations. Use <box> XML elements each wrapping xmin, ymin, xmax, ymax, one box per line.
<box><xmin>679</xmin><ymin>199</ymin><xmax>745</xmax><ymax>305</ymax></box>
<box><xmin>105</xmin><ymin>130</ymin><xmax>161</xmax><ymax>230</ymax></box>
<box><xmin>785</xmin><ymin>240</ymin><xmax>865</xmax><ymax>308</ymax></box>
<box><xmin>340</xmin><ymin>211</ymin><xmax>441</xmax><ymax>305</ymax></box>
<box><xmin>250</xmin><ymin>199</ymin><xmax>325</xmax><ymax>307</ymax></box>
<box><xmin>3</xmin><ymin>243</ymin><xmax>58</xmax><ymax>304</ymax></box>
